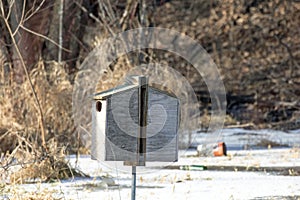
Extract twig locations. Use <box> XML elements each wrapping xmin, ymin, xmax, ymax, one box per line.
<box><xmin>0</xmin><ymin>129</ymin><xmax>11</xmax><ymax>141</ymax></box>
<box><xmin>122</xmin><ymin>0</ymin><xmax>132</xmax><ymax>23</ymax></box>
<box><xmin>0</xmin><ymin>1</ymin><xmax>4</xmax><ymax>16</ymax></box>
<box><xmin>23</xmin><ymin>0</ymin><xmax>46</xmax><ymax>22</ymax></box>
<box><xmin>3</xmin><ymin>143</ymin><xmax>21</xmax><ymax>170</ymax></box>
<box><xmin>20</xmin><ymin>24</ymin><xmax>70</xmax><ymax>52</ymax></box>
<box><xmin>11</xmin><ymin>131</ymin><xmax>36</xmax><ymax>153</ymax></box>
<box><xmin>5</xmin><ymin>1</ymin><xmax>15</xmax><ymax>21</ymax></box>
<box><xmin>225</xmin><ymin>123</ymin><xmax>256</xmax><ymax>129</ymax></box>
<box><xmin>105</xmin><ymin>0</ymin><xmax>116</xmax><ymax>21</ymax></box>
<box><xmin>139</xmin><ymin>0</ymin><xmax>147</xmax><ymax>27</ymax></box>
<box><xmin>276</xmin><ymin>35</ymin><xmax>300</xmax><ymax>69</ymax></box>
<box><xmin>74</xmin><ymin>1</ymin><xmax>115</xmax><ymax>36</ymax></box>
<box><xmin>12</xmin><ymin>0</ymin><xmax>26</xmax><ymax>37</ymax></box>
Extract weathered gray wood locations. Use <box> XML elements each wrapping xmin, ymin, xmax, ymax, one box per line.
<box><xmin>105</xmin><ymin>88</ymin><xmax>139</xmax><ymax>161</ymax></box>
<box><xmin>146</xmin><ymin>88</ymin><xmax>179</xmax><ymax>162</ymax></box>
<box><xmin>94</xmin><ymin>85</ymin><xmax>137</xmax><ymax>100</ymax></box>
<box><xmin>92</xmin><ymin>82</ymin><xmax>179</xmax><ymax>163</ymax></box>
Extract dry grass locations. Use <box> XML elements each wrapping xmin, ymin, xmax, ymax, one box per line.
<box><xmin>0</xmin><ymin>60</ymin><xmax>74</xmax><ymax>148</ymax></box>
<box><xmin>0</xmin><ymin>182</ymin><xmax>65</xmax><ymax>200</ymax></box>
<box><xmin>0</xmin><ymin>61</ymin><xmax>79</xmax><ymax>183</ymax></box>
<box><xmin>9</xmin><ymin>139</ymin><xmax>75</xmax><ymax>184</ymax></box>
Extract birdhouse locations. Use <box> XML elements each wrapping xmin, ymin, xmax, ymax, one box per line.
<box><xmin>91</xmin><ymin>76</ymin><xmax>180</xmax><ymax>165</ymax></box>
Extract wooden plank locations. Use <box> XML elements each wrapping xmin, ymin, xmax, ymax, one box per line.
<box><xmin>146</xmin><ymin>137</ymin><xmax>178</xmax><ymax>162</ymax></box>
<box><xmin>146</xmin><ymin>88</ymin><xmax>179</xmax><ymax>162</ymax></box>
<box><xmin>105</xmin><ymin>88</ymin><xmax>139</xmax><ymax>161</ymax></box>
<box><xmin>91</xmin><ymin>100</ymin><xmax>107</xmax><ymax>161</ymax></box>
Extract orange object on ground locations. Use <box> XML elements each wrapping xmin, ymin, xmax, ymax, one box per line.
<box><xmin>213</xmin><ymin>142</ymin><xmax>227</xmax><ymax>156</ymax></box>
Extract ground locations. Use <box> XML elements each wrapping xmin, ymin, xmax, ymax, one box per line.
<box><xmin>1</xmin><ymin>129</ymin><xmax>300</xmax><ymax>200</ymax></box>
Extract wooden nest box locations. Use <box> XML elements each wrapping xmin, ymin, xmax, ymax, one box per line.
<box><xmin>91</xmin><ymin>76</ymin><xmax>180</xmax><ymax>166</ymax></box>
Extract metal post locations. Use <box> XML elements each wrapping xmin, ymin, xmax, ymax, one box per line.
<box><xmin>131</xmin><ymin>166</ymin><xmax>137</xmax><ymax>200</ymax></box>
<box><xmin>137</xmin><ymin>76</ymin><xmax>148</xmax><ymax>165</ymax></box>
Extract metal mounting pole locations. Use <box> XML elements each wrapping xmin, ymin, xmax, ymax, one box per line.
<box><xmin>138</xmin><ymin>76</ymin><xmax>148</xmax><ymax>165</ymax></box>
<box><xmin>130</xmin><ymin>76</ymin><xmax>148</xmax><ymax>200</ymax></box>
<box><xmin>131</xmin><ymin>166</ymin><xmax>137</xmax><ymax>200</ymax></box>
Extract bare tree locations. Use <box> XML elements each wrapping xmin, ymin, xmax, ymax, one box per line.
<box><xmin>0</xmin><ymin>0</ymin><xmax>48</xmax><ymax>148</ymax></box>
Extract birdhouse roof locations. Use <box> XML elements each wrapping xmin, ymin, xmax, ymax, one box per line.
<box><xmin>93</xmin><ymin>84</ymin><xmax>138</xmax><ymax>100</ymax></box>
<box><xmin>93</xmin><ymin>81</ymin><xmax>177</xmax><ymax>100</ymax></box>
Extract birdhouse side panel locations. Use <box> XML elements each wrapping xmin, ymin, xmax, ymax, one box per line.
<box><xmin>146</xmin><ymin>88</ymin><xmax>179</xmax><ymax>162</ymax></box>
<box><xmin>105</xmin><ymin>88</ymin><xmax>139</xmax><ymax>161</ymax></box>
<box><xmin>146</xmin><ymin>137</ymin><xmax>178</xmax><ymax>162</ymax></box>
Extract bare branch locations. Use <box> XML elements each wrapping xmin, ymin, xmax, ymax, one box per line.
<box><xmin>0</xmin><ymin>129</ymin><xmax>11</xmax><ymax>141</ymax></box>
<box><xmin>2</xmin><ymin>15</ymin><xmax>47</xmax><ymax>149</ymax></box>
<box><xmin>276</xmin><ymin>35</ymin><xmax>300</xmax><ymax>69</ymax></box>
<box><xmin>6</xmin><ymin>0</ymin><xmax>15</xmax><ymax>20</ymax></box>
<box><xmin>12</xmin><ymin>0</ymin><xmax>27</xmax><ymax>37</ymax></box>
<box><xmin>74</xmin><ymin>1</ymin><xmax>115</xmax><ymax>36</ymax></box>
<box><xmin>105</xmin><ymin>0</ymin><xmax>116</xmax><ymax>21</ymax></box>
<box><xmin>98</xmin><ymin>0</ymin><xmax>116</xmax><ymax>23</ymax></box>
<box><xmin>23</xmin><ymin>0</ymin><xmax>46</xmax><ymax>22</ymax></box>
<box><xmin>20</xmin><ymin>24</ymin><xmax>71</xmax><ymax>53</ymax></box>
<box><xmin>0</xmin><ymin>1</ymin><xmax>4</xmax><ymax>17</ymax></box>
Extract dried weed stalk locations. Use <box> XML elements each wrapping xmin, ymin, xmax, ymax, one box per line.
<box><xmin>0</xmin><ymin>61</ymin><xmax>77</xmax><ymax>183</ymax></box>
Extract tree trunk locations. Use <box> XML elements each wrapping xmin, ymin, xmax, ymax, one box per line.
<box><xmin>0</xmin><ymin>20</ymin><xmax>10</xmax><ymax>85</ymax></box>
<box><xmin>44</xmin><ymin>0</ymin><xmax>85</xmax><ymax>72</ymax></box>
<box><xmin>44</xmin><ymin>0</ymin><xmax>61</xmax><ymax>63</ymax></box>
<box><xmin>63</xmin><ymin>0</ymin><xmax>85</xmax><ymax>71</ymax></box>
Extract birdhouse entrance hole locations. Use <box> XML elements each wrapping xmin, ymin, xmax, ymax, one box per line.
<box><xmin>95</xmin><ymin>101</ymin><xmax>102</xmax><ymax>112</ymax></box>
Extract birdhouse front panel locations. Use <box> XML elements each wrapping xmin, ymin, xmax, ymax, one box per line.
<box><xmin>105</xmin><ymin>87</ymin><xmax>139</xmax><ymax>161</ymax></box>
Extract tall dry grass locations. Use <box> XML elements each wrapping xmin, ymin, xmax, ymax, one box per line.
<box><xmin>0</xmin><ymin>61</ymin><xmax>78</xmax><ymax>183</ymax></box>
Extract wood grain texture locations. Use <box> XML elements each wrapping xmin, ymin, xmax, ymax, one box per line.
<box><xmin>105</xmin><ymin>88</ymin><xmax>139</xmax><ymax>161</ymax></box>
<box><xmin>146</xmin><ymin>88</ymin><xmax>179</xmax><ymax>162</ymax></box>
<box><xmin>92</xmin><ymin>86</ymin><xmax>179</xmax><ymax>163</ymax></box>
<box><xmin>91</xmin><ymin>100</ymin><xmax>107</xmax><ymax>161</ymax></box>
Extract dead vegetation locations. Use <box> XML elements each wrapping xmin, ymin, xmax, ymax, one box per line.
<box><xmin>0</xmin><ymin>182</ymin><xmax>65</xmax><ymax>200</ymax></box>
<box><xmin>0</xmin><ymin>61</ymin><xmax>78</xmax><ymax>183</ymax></box>
<box><xmin>153</xmin><ymin>0</ymin><xmax>300</xmax><ymax>130</ymax></box>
